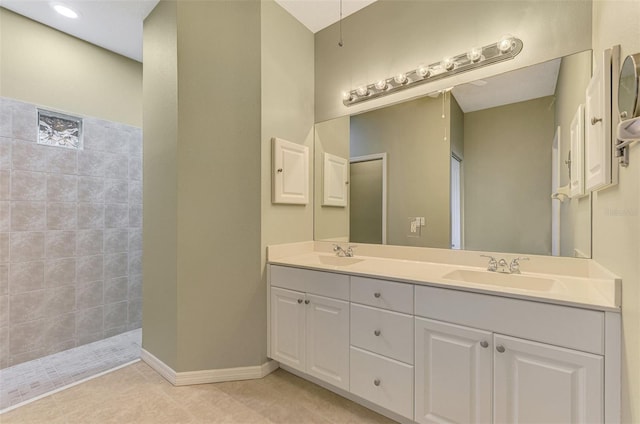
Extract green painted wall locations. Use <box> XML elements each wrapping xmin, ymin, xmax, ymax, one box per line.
<box><xmin>464</xmin><ymin>96</ymin><xmax>554</xmax><ymax>255</ymax></box>
<box><xmin>0</xmin><ymin>8</ymin><xmax>142</xmax><ymax>126</ymax></box>
<box><xmin>315</xmin><ymin>0</ymin><xmax>592</xmax><ymax>122</ymax></box>
<box><xmin>142</xmin><ymin>0</ymin><xmax>178</xmax><ymax>369</ymax></box>
<box><xmin>144</xmin><ymin>0</ymin><xmax>313</xmax><ymax>372</ymax></box>
<box><xmin>591</xmin><ymin>2</ymin><xmax>640</xmax><ymax>421</ymax></box>
<box><xmin>175</xmin><ymin>0</ymin><xmax>262</xmax><ymax>372</ymax></box>
<box><xmin>554</xmin><ymin>51</ymin><xmax>592</xmax><ymax>258</ymax></box>
<box><xmin>350</xmin><ymin>96</ymin><xmax>451</xmax><ymax>248</ymax></box>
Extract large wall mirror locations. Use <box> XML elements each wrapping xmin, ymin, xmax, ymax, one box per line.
<box><xmin>314</xmin><ymin>50</ymin><xmax>593</xmax><ymax>258</ymax></box>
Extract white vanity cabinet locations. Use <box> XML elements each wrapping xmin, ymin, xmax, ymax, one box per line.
<box><xmin>269</xmin><ymin>266</ymin><xmax>350</xmax><ymax>390</ymax></box>
<box><xmin>268</xmin><ymin>263</ymin><xmax>619</xmax><ymax>424</ymax></box>
<box><xmin>414</xmin><ymin>285</ymin><xmax>605</xmax><ymax>424</ymax></box>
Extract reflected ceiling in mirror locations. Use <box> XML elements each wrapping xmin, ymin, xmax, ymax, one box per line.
<box><xmin>314</xmin><ymin>50</ymin><xmax>593</xmax><ymax>258</ymax></box>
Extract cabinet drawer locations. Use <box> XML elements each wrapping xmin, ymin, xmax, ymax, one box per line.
<box><xmin>270</xmin><ymin>265</ymin><xmax>349</xmax><ymax>300</ymax></box>
<box><xmin>415</xmin><ymin>285</ymin><xmax>605</xmax><ymax>354</ymax></box>
<box><xmin>350</xmin><ymin>276</ymin><xmax>413</xmax><ymax>314</ymax></box>
<box><xmin>351</xmin><ymin>304</ymin><xmax>413</xmax><ymax>364</ymax></box>
<box><xmin>350</xmin><ymin>346</ymin><xmax>414</xmax><ymax>420</ymax></box>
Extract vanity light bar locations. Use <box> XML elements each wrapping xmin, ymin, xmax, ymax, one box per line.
<box><xmin>342</xmin><ymin>36</ymin><xmax>523</xmax><ymax>106</ymax></box>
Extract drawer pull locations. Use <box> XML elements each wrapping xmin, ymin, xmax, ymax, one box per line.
<box><xmin>480</xmin><ymin>340</ymin><xmax>488</xmax><ymax>348</ymax></box>
<box><xmin>297</xmin><ymin>299</ymin><xmax>303</xmax><ymax>304</ymax></box>
<box><xmin>304</xmin><ymin>299</ymin><xmax>310</xmax><ymax>304</ymax></box>
<box><xmin>496</xmin><ymin>345</ymin><xmax>506</xmax><ymax>353</ymax></box>
<box><xmin>373</xmin><ymin>378</ymin><xmax>381</xmax><ymax>386</ymax></box>
<box><xmin>374</xmin><ymin>292</ymin><xmax>381</xmax><ymax>298</ymax></box>
<box><xmin>374</xmin><ymin>329</ymin><xmax>381</xmax><ymax>337</ymax></box>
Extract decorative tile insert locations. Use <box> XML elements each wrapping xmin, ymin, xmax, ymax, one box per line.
<box><xmin>37</xmin><ymin>109</ymin><xmax>83</xmax><ymax>150</ymax></box>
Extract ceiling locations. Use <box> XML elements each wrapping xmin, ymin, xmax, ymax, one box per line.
<box><xmin>275</xmin><ymin>0</ymin><xmax>376</xmax><ymax>33</ymax></box>
<box><xmin>0</xmin><ymin>0</ymin><xmax>376</xmax><ymax>62</ymax></box>
<box><xmin>0</xmin><ymin>0</ymin><xmax>559</xmax><ymax>111</ymax></box>
<box><xmin>452</xmin><ymin>58</ymin><xmax>561</xmax><ymax>113</ymax></box>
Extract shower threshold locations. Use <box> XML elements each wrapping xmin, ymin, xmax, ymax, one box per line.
<box><xmin>0</xmin><ymin>328</ymin><xmax>141</xmax><ymax>413</ymax></box>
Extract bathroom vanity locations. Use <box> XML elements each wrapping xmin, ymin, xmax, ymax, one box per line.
<box><xmin>266</xmin><ymin>241</ymin><xmax>621</xmax><ymax>424</ymax></box>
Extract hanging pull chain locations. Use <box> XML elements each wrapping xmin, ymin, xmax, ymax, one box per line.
<box><xmin>338</xmin><ymin>0</ymin><xmax>344</xmax><ymax>47</ymax></box>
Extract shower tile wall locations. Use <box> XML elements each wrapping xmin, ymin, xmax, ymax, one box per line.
<box><xmin>0</xmin><ymin>97</ymin><xmax>142</xmax><ymax>369</ymax></box>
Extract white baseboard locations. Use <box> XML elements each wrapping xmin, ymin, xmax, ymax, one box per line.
<box><xmin>140</xmin><ymin>348</ymin><xmax>177</xmax><ymax>385</ymax></box>
<box><xmin>140</xmin><ymin>348</ymin><xmax>279</xmax><ymax>386</ymax></box>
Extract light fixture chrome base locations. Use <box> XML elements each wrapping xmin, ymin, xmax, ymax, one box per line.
<box><xmin>343</xmin><ymin>37</ymin><xmax>523</xmax><ymax>106</ymax></box>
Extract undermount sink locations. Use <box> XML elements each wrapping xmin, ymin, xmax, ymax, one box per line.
<box><xmin>317</xmin><ymin>255</ymin><xmax>364</xmax><ymax>267</ymax></box>
<box><xmin>443</xmin><ymin>269</ymin><xmax>558</xmax><ymax>292</ymax></box>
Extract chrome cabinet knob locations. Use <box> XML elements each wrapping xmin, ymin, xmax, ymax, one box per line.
<box><xmin>496</xmin><ymin>345</ymin><xmax>506</xmax><ymax>353</ymax></box>
<box><xmin>480</xmin><ymin>340</ymin><xmax>489</xmax><ymax>348</ymax></box>
<box><xmin>374</xmin><ymin>330</ymin><xmax>381</xmax><ymax>337</ymax></box>
<box><xmin>373</xmin><ymin>379</ymin><xmax>381</xmax><ymax>386</ymax></box>
<box><xmin>297</xmin><ymin>299</ymin><xmax>303</xmax><ymax>304</ymax></box>
<box><xmin>304</xmin><ymin>299</ymin><xmax>310</xmax><ymax>304</ymax></box>
<box><xmin>374</xmin><ymin>292</ymin><xmax>381</xmax><ymax>298</ymax></box>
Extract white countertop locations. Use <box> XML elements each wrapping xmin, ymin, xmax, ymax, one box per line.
<box><xmin>268</xmin><ymin>242</ymin><xmax>621</xmax><ymax>312</ymax></box>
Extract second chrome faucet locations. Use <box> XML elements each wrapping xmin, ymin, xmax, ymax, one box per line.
<box><xmin>333</xmin><ymin>244</ymin><xmax>356</xmax><ymax>257</ymax></box>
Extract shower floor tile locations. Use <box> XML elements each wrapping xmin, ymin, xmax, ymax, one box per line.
<box><xmin>0</xmin><ymin>328</ymin><xmax>141</xmax><ymax>412</ymax></box>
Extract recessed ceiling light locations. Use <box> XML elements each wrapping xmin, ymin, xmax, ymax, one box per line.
<box><xmin>53</xmin><ymin>4</ymin><xmax>79</xmax><ymax>19</ymax></box>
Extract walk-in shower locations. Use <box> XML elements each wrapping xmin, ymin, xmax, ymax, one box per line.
<box><xmin>0</xmin><ymin>97</ymin><xmax>143</xmax><ymax>410</ymax></box>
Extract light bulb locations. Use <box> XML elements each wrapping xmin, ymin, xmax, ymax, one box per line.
<box><xmin>356</xmin><ymin>85</ymin><xmax>370</xmax><ymax>97</ymax></box>
<box><xmin>416</xmin><ymin>65</ymin><xmax>430</xmax><ymax>78</ymax></box>
<box><xmin>53</xmin><ymin>4</ymin><xmax>79</xmax><ymax>18</ymax></box>
<box><xmin>375</xmin><ymin>79</ymin><xmax>388</xmax><ymax>90</ymax></box>
<box><xmin>442</xmin><ymin>57</ymin><xmax>455</xmax><ymax>71</ymax></box>
<box><xmin>498</xmin><ymin>35</ymin><xmax>514</xmax><ymax>53</ymax></box>
<box><xmin>342</xmin><ymin>91</ymin><xmax>353</xmax><ymax>101</ymax></box>
<box><xmin>393</xmin><ymin>73</ymin><xmax>408</xmax><ymax>84</ymax></box>
<box><xmin>467</xmin><ymin>47</ymin><xmax>482</xmax><ymax>62</ymax></box>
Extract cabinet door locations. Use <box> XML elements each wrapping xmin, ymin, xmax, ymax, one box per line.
<box><xmin>272</xmin><ymin>137</ymin><xmax>309</xmax><ymax>204</ymax></box>
<box><xmin>270</xmin><ymin>287</ymin><xmax>306</xmax><ymax>372</ymax></box>
<box><xmin>415</xmin><ymin>317</ymin><xmax>492</xmax><ymax>424</ymax></box>
<box><xmin>494</xmin><ymin>334</ymin><xmax>603</xmax><ymax>424</ymax></box>
<box><xmin>305</xmin><ymin>294</ymin><xmax>350</xmax><ymax>390</ymax></box>
<box><xmin>584</xmin><ymin>50</ymin><xmax>612</xmax><ymax>192</ymax></box>
<box><xmin>323</xmin><ymin>152</ymin><xmax>348</xmax><ymax>207</ymax></box>
<box><xmin>569</xmin><ymin>104</ymin><xmax>585</xmax><ymax>197</ymax></box>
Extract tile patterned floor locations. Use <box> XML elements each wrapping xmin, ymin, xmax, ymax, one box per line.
<box><xmin>0</xmin><ymin>361</ymin><xmax>397</xmax><ymax>424</ymax></box>
<box><xmin>0</xmin><ymin>328</ymin><xmax>141</xmax><ymax>412</ymax></box>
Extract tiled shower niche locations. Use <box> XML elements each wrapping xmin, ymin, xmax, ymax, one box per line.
<box><xmin>0</xmin><ymin>97</ymin><xmax>142</xmax><ymax>368</ymax></box>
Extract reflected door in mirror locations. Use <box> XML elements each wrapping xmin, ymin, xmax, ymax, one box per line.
<box><xmin>350</xmin><ymin>158</ymin><xmax>383</xmax><ymax>244</ymax></box>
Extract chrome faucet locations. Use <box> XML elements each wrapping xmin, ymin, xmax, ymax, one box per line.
<box><xmin>333</xmin><ymin>244</ymin><xmax>355</xmax><ymax>257</ymax></box>
<box><xmin>481</xmin><ymin>255</ymin><xmax>529</xmax><ymax>274</ymax></box>
<box><xmin>497</xmin><ymin>258</ymin><xmax>510</xmax><ymax>273</ymax></box>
